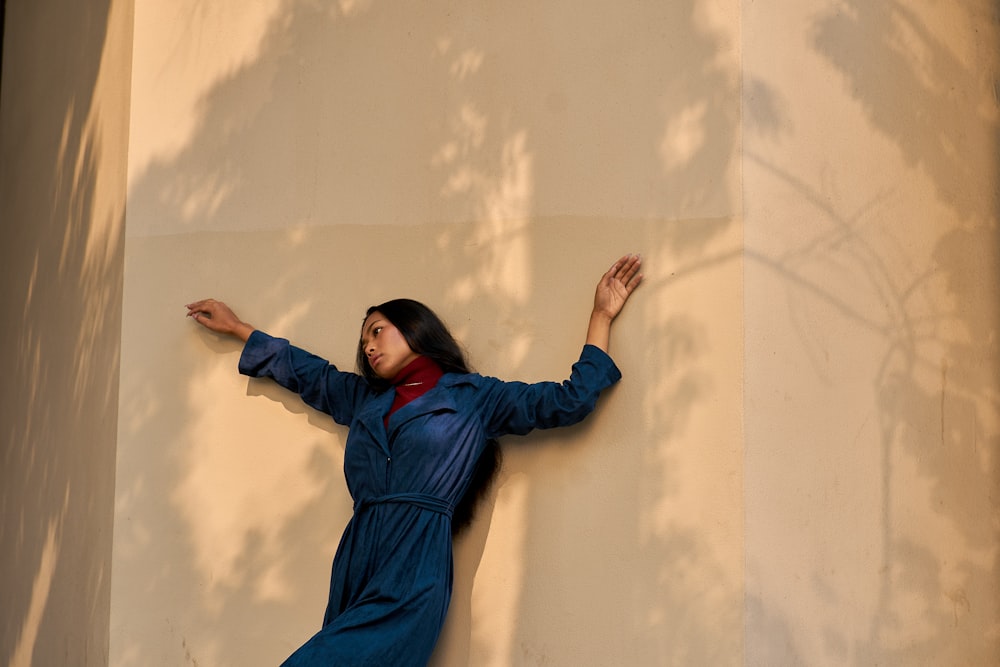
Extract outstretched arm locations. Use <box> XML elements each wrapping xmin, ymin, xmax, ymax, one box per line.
<box><xmin>585</xmin><ymin>254</ymin><xmax>643</xmax><ymax>353</ymax></box>
<box><xmin>185</xmin><ymin>299</ymin><xmax>256</xmax><ymax>342</ymax></box>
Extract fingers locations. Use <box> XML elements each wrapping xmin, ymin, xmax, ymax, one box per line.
<box><xmin>185</xmin><ymin>298</ymin><xmax>219</xmax><ymax>317</ymax></box>
<box><xmin>185</xmin><ymin>298</ymin><xmax>218</xmax><ymax>309</ymax></box>
<box><xmin>185</xmin><ymin>299</ymin><xmax>252</xmax><ymax>340</ymax></box>
<box><xmin>185</xmin><ymin>299</ymin><xmax>228</xmax><ymax>331</ymax></box>
<box><xmin>610</xmin><ymin>254</ymin><xmax>643</xmax><ymax>292</ymax></box>
<box><xmin>593</xmin><ymin>254</ymin><xmax>643</xmax><ymax>321</ymax></box>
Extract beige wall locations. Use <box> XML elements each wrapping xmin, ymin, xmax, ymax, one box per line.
<box><xmin>2</xmin><ymin>0</ymin><xmax>996</xmax><ymax>665</ymax></box>
<box><xmin>112</xmin><ymin>1</ymin><xmax>743</xmax><ymax>665</ymax></box>
<box><xmin>744</xmin><ymin>0</ymin><xmax>1000</xmax><ymax>664</ymax></box>
<box><xmin>0</xmin><ymin>0</ymin><xmax>133</xmax><ymax>666</ymax></box>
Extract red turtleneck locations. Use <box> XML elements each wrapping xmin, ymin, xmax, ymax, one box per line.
<box><xmin>385</xmin><ymin>355</ymin><xmax>444</xmax><ymax>427</ymax></box>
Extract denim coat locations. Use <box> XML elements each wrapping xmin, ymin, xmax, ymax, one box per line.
<box><xmin>238</xmin><ymin>331</ymin><xmax>621</xmax><ymax>666</ymax></box>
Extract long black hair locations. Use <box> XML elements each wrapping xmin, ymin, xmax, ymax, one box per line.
<box><xmin>356</xmin><ymin>298</ymin><xmax>502</xmax><ymax>536</ymax></box>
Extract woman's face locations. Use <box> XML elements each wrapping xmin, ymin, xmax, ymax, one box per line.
<box><xmin>360</xmin><ymin>311</ymin><xmax>420</xmax><ymax>380</ymax></box>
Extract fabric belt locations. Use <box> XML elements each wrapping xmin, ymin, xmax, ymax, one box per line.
<box><xmin>354</xmin><ymin>493</ymin><xmax>454</xmax><ymax>518</ymax></box>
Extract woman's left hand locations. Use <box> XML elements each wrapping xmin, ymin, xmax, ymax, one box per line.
<box><xmin>593</xmin><ymin>253</ymin><xmax>643</xmax><ymax>321</ymax></box>
<box><xmin>585</xmin><ymin>254</ymin><xmax>642</xmax><ymax>352</ymax></box>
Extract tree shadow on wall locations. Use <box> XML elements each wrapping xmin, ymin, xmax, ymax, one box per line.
<box><xmin>743</xmin><ymin>1</ymin><xmax>999</xmax><ymax>662</ymax></box>
<box><xmin>121</xmin><ymin>1</ymin><xmax>742</xmax><ymax>665</ymax></box>
<box><xmin>813</xmin><ymin>3</ymin><xmax>1000</xmax><ymax>662</ymax></box>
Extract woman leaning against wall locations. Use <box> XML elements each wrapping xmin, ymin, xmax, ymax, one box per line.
<box><xmin>185</xmin><ymin>254</ymin><xmax>642</xmax><ymax>666</ymax></box>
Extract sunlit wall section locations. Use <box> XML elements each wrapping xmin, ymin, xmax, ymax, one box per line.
<box><xmin>744</xmin><ymin>1</ymin><xmax>1000</xmax><ymax>664</ymax></box>
<box><xmin>0</xmin><ymin>0</ymin><xmax>133</xmax><ymax>666</ymax></box>
<box><xmin>114</xmin><ymin>0</ymin><xmax>742</xmax><ymax>665</ymax></box>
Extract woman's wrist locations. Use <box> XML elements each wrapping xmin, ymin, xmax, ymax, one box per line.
<box><xmin>585</xmin><ymin>310</ymin><xmax>613</xmax><ymax>352</ymax></box>
<box><xmin>233</xmin><ymin>322</ymin><xmax>255</xmax><ymax>342</ymax></box>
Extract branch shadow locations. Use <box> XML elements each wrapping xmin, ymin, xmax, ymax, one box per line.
<box><xmin>743</xmin><ymin>1</ymin><xmax>999</xmax><ymax>662</ymax></box>
<box><xmin>813</xmin><ymin>4</ymin><xmax>1000</xmax><ymax>661</ymax></box>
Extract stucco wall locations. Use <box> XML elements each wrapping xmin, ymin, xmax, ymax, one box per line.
<box><xmin>0</xmin><ymin>0</ymin><xmax>133</xmax><ymax>665</ymax></box>
<box><xmin>743</xmin><ymin>1</ymin><xmax>1000</xmax><ymax>664</ymax></box>
<box><xmin>3</xmin><ymin>0</ymin><xmax>997</xmax><ymax>666</ymax></box>
<box><xmin>112</xmin><ymin>1</ymin><xmax>743</xmax><ymax>665</ymax></box>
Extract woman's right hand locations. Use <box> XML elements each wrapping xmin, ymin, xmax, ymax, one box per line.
<box><xmin>185</xmin><ymin>299</ymin><xmax>255</xmax><ymax>341</ymax></box>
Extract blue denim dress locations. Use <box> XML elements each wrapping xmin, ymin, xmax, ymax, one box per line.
<box><xmin>238</xmin><ymin>331</ymin><xmax>621</xmax><ymax>666</ymax></box>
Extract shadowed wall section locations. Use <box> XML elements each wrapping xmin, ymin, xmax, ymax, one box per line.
<box><xmin>0</xmin><ymin>0</ymin><xmax>133</xmax><ymax>665</ymax></box>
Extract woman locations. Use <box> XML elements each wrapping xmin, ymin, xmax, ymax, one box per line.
<box><xmin>185</xmin><ymin>253</ymin><xmax>642</xmax><ymax>666</ymax></box>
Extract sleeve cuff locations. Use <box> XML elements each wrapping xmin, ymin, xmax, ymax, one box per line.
<box><xmin>580</xmin><ymin>343</ymin><xmax>623</xmax><ymax>385</ymax></box>
<box><xmin>238</xmin><ymin>329</ymin><xmax>278</xmax><ymax>377</ymax></box>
